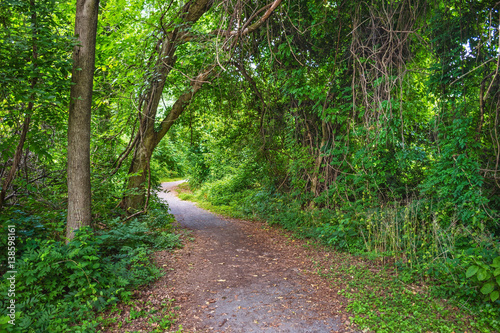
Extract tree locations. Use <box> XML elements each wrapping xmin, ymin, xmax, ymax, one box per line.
<box><xmin>66</xmin><ymin>0</ymin><xmax>99</xmax><ymax>240</ymax></box>
<box><xmin>121</xmin><ymin>0</ymin><xmax>283</xmax><ymax>211</ymax></box>
<box><xmin>0</xmin><ymin>0</ymin><xmax>72</xmax><ymax>210</ymax></box>
<box><xmin>0</xmin><ymin>0</ymin><xmax>37</xmax><ymax>210</ymax></box>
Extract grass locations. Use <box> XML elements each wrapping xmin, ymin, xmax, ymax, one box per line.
<box><xmin>318</xmin><ymin>259</ymin><xmax>485</xmax><ymax>332</ymax></box>
<box><xmin>177</xmin><ymin>185</ymin><xmax>248</xmax><ymax>219</ymax></box>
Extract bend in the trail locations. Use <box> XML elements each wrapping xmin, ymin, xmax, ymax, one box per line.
<box><xmin>156</xmin><ymin>180</ymin><xmax>356</xmax><ymax>333</ymax></box>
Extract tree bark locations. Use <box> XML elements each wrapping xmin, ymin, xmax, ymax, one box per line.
<box><xmin>310</xmin><ymin>102</ymin><xmax>329</xmax><ymax>208</ymax></box>
<box><xmin>66</xmin><ymin>0</ymin><xmax>99</xmax><ymax>241</ymax></box>
<box><xmin>122</xmin><ymin>0</ymin><xmax>213</xmax><ymax>211</ymax></box>
<box><xmin>310</xmin><ymin>119</ymin><xmax>327</xmax><ymax>197</ymax></box>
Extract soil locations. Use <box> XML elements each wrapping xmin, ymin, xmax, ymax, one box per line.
<box><xmin>104</xmin><ymin>181</ymin><xmax>359</xmax><ymax>332</ymax></box>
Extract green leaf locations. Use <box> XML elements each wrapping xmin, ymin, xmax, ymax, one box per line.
<box><xmin>0</xmin><ymin>315</ymin><xmax>10</xmax><ymax>325</ymax></box>
<box><xmin>492</xmin><ymin>257</ymin><xmax>500</xmax><ymax>268</ymax></box>
<box><xmin>477</xmin><ymin>268</ymin><xmax>490</xmax><ymax>281</ymax></box>
<box><xmin>490</xmin><ymin>291</ymin><xmax>499</xmax><ymax>302</ymax></box>
<box><xmin>494</xmin><ymin>267</ymin><xmax>500</xmax><ymax>277</ymax></box>
<box><xmin>466</xmin><ymin>265</ymin><xmax>479</xmax><ymax>278</ymax></box>
<box><xmin>480</xmin><ymin>282</ymin><xmax>495</xmax><ymax>295</ymax></box>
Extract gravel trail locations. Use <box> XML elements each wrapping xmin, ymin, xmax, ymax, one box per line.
<box><xmin>155</xmin><ymin>181</ymin><xmax>356</xmax><ymax>333</ymax></box>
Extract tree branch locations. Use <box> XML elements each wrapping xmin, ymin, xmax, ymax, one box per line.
<box><xmin>175</xmin><ymin>0</ymin><xmax>282</xmax><ymax>42</ymax></box>
<box><xmin>154</xmin><ymin>66</ymin><xmax>216</xmax><ymax>145</ymax></box>
<box><xmin>231</xmin><ymin>61</ymin><xmax>267</xmax><ymax>108</ymax></box>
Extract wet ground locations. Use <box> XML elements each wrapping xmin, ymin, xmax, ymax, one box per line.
<box><xmin>153</xmin><ymin>181</ymin><xmax>356</xmax><ymax>333</ymax></box>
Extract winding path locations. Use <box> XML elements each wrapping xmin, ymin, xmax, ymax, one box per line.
<box><xmin>157</xmin><ymin>181</ymin><xmax>355</xmax><ymax>333</ymax></box>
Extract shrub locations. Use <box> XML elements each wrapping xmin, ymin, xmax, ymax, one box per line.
<box><xmin>0</xmin><ymin>209</ymin><xmax>180</xmax><ymax>332</ymax></box>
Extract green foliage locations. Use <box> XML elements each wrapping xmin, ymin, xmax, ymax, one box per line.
<box><xmin>420</xmin><ymin>116</ymin><xmax>493</xmax><ymax>230</ymax></box>
<box><xmin>466</xmin><ymin>256</ymin><xmax>500</xmax><ymax>303</ymax></box>
<box><xmin>200</xmin><ymin>160</ymin><xmax>260</xmax><ymax>206</ymax></box>
<box><xmin>317</xmin><ymin>212</ymin><xmax>363</xmax><ymax>250</ymax></box>
<box><xmin>185</xmin><ymin>145</ymin><xmax>210</xmax><ymax>188</ymax></box>
<box><xmin>0</xmin><ymin>0</ymin><xmax>73</xmax><ymax>164</ymax></box>
<box><xmin>0</xmin><ymin>206</ymin><xmax>180</xmax><ymax>332</ymax></box>
<box><xmin>331</xmin><ymin>261</ymin><xmax>498</xmax><ymax>333</ymax></box>
<box><xmin>1</xmin><ymin>0</ymin><xmax>500</xmax><ymax>331</ymax></box>
<box><xmin>151</xmin><ymin>138</ymin><xmax>186</xmax><ymax>181</ymax></box>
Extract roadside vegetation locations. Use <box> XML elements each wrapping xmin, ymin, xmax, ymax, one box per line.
<box><xmin>0</xmin><ymin>194</ymin><xmax>181</xmax><ymax>332</ymax></box>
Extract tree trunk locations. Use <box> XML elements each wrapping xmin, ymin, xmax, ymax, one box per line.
<box><xmin>66</xmin><ymin>0</ymin><xmax>99</xmax><ymax>241</ymax></box>
<box><xmin>0</xmin><ymin>117</ymin><xmax>31</xmax><ymax>209</ymax></box>
<box><xmin>310</xmin><ymin>118</ymin><xmax>328</xmax><ymax>209</ymax></box>
<box><xmin>124</xmin><ymin>129</ymin><xmax>156</xmax><ymax>211</ymax></box>
<box><xmin>123</xmin><ymin>70</ymin><xmax>212</xmax><ymax>211</ymax></box>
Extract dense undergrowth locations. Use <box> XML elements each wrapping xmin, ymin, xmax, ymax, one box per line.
<box><xmin>179</xmin><ymin>176</ymin><xmax>500</xmax><ymax>332</ymax></box>
<box><xmin>0</xmin><ymin>195</ymin><xmax>180</xmax><ymax>332</ymax></box>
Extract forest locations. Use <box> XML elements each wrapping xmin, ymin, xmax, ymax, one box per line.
<box><xmin>1</xmin><ymin>0</ymin><xmax>499</xmax><ymax>331</ymax></box>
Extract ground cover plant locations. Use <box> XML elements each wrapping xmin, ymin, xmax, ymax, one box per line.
<box><xmin>0</xmin><ymin>196</ymin><xmax>181</xmax><ymax>332</ymax></box>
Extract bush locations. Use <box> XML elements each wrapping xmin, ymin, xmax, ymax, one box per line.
<box><xmin>0</xmin><ymin>208</ymin><xmax>180</xmax><ymax>332</ymax></box>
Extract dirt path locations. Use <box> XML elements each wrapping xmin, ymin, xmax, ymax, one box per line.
<box><xmin>150</xmin><ymin>181</ymin><xmax>357</xmax><ymax>333</ymax></box>
<box><xmin>102</xmin><ymin>181</ymin><xmax>357</xmax><ymax>332</ymax></box>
